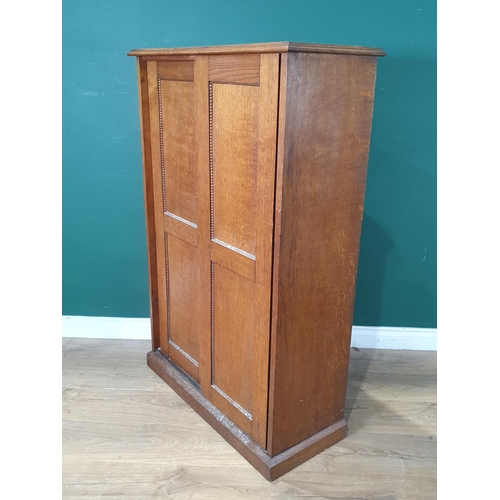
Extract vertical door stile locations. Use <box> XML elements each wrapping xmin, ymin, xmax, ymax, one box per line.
<box><xmin>146</xmin><ymin>61</ymin><xmax>170</xmax><ymax>357</ymax></box>
<box><xmin>266</xmin><ymin>52</ymin><xmax>288</xmax><ymax>456</ymax></box>
<box><xmin>251</xmin><ymin>52</ymin><xmax>280</xmax><ymax>448</ymax></box>
<box><xmin>195</xmin><ymin>55</ymin><xmax>213</xmax><ymax>398</ymax></box>
<box><xmin>136</xmin><ymin>57</ymin><xmax>160</xmax><ymax>351</ymax></box>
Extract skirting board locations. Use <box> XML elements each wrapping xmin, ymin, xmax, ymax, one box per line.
<box><xmin>62</xmin><ymin>316</ymin><xmax>436</xmax><ymax>350</ymax></box>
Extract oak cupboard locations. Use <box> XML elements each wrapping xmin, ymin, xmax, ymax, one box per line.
<box><xmin>128</xmin><ymin>42</ymin><xmax>385</xmax><ymax>480</ymax></box>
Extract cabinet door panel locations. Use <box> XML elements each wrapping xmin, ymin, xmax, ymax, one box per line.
<box><xmin>147</xmin><ymin>60</ymin><xmax>201</xmax><ymax>382</ymax></box>
<box><xmin>198</xmin><ymin>54</ymin><xmax>280</xmax><ymax>448</ymax></box>
<box><xmin>147</xmin><ymin>54</ymin><xmax>279</xmax><ymax>448</ymax></box>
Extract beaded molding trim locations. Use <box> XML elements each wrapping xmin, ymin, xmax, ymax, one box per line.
<box><xmin>208</xmin><ymin>82</ymin><xmax>215</xmax><ymax>240</ymax></box>
<box><xmin>157</xmin><ymin>78</ymin><xmax>167</xmax><ymax>213</ymax></box>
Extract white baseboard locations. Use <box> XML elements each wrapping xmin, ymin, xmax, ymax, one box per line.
<box><xmin>61</xmin><ymin>316</ymin><xmax>436</xmax><ymax>351</ymax></box>
<box><xmin>62</xmin><ymin>316</ymin><xmax>151</xmax><ymax>340</ymax></box>
<box><xmin>350</xmin><ymin>325</ymin><xmax>436</xmax><ymax>350</ymax></box>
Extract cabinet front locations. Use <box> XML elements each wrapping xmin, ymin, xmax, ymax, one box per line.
<box><xmin>145</xmin><ymin>53</ymin><xmax>279</xmax><ymax>447</ymax></box>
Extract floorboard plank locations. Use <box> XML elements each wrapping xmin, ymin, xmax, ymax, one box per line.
<box><xmin>62</xmin><ymin>338</ymin><xmax>436</xmax><ymax>498</ymax></box>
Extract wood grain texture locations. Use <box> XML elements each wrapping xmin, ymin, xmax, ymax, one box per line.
<box><xmin>128</xmin><ymin>41</ymin><xmax>386</xmax><ymax>57</ymax></box>
<box><xmin>133</xmin><ymin>45</ymin><xmax>386</xmax><ymax>476</ymax></box>
<box><xmin>194</xmin><ymin>56</ymin><xmax>213</xmax><ymax>403</ymax></box>
<box><xmin>145</xmin><ymin>350</ymin><xmax>350</xmax><ymax>481</ymax></box>
<box><xmin>160</xmin><ymin>79</ymin><xmax>197</xmax><ymax>224</ymax></box>
<box><xmin>163</xmin><ymin>212</ymin><xmax>198</xmax><ymax>247</ymax></box>
<box><xmin>204</xmin><ymin>54</ymin><xmax>279</xmax><ymax>448</ymax></box>
<box><xmin>266</xmin><ymin>52</ymin><xmax>288</xmax><ymax>453</ymax></box>
<box><xmin>209</xmin><ymin>54</ymin><xmax>260</xmax><ymax>84</ymax></box>
<box><xmin>166</xmin><ymin>234</ymin><xmax>201</xmax><ymax>381</ymax></box>
<box><xmin>251</xmin><ymin>52</ymin><xmax>280</xmax><ymax>447</ymax></box>
<box><xmin>210</xmin><ymin>263</ymin><xmax>254</xmax><ymax>432</ymax></box>
<box><xmin>210</xmin><ymin>240</ymin><xmax>256</xmax><ymax>282</ymax></box>
<box><xmin>267</xmin><ymin>52</ymin><xmax>379</xmax><ymax>456</ymax></box>
<box><xmin>157</xmin><ymin>60</ymin><xmax>194</xmax><ymax>81</ymax></box>
<box><xmin>146</xmin><ymin>61</ymin><xmax>169</xmax><ymax>354</ymax></box>
<box><xmin>135</xmin><ymin>58</ymin><xmax>160</xmax><ymax>350</ymax></box>
<box><xmin>147</xmin><ymin>61</ymin><xmax>202</xmax><ymax>375</ymax></box>
<box><xmin>63</xmin><ymin>339</ymin><xmax>436</xmax><ymax>498</ymax></box>
<box><xmin>211</xmin><ymin>82</ymin><xmax>258</xmax><ymax>256</ymax></box>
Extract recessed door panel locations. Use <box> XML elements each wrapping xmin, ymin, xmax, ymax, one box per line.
<box><xmin>166</xmin><ymin>234</ymin><xmax>201</xmax><ymax>381</ymax></box>
<box><xmin>211</xmin><ymin>83</ymin><xmax>258</xmax><ymax>256</ymax></box>
<box><xmin>210</xmin><ymin>263</ymin><xmax>255</xmax><ymax>433</ymax></box>
<box><xmin>160</xmin><ymin>79</ymin><xmax>197</xmax><ymax>225</ymax></box>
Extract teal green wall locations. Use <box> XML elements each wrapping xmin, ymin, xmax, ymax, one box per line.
<box><xmin>63</xmin><ymin>0</ymin><xmax>436</xmax><ymax>327</ymax></box>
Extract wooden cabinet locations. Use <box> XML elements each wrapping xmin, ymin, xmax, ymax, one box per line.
<box><xmin>128</xmin><ymin>42</ymin><xmax>385</xmax><ymax>480</ymax></box>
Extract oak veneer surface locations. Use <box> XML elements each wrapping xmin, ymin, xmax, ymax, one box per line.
<box><xmin>138</xmin><ymin>51</ymin><xmax>280</xmax><ymax>450</ymax></box>
<box><xmin>128</xmin><ymin>41</ymin><xmax>386</xmax><ymax>57</ymax></box>
<box><xmin>268</xmin><ymin>52</ymin><xmax>378</xmax><ymax>456</ymax></box>
<box><xmin>130</xmin><ymin>43</ymin><xmax>385</xmax><ymax>474</ymax></box>
<box><xmin>62</xmin><ymin>338</ymin><xmax>437</xmax><ymax>499</ymax></box>
<box><xmin>136</xmin><ymin>58</ymin><xmax>160</xmax><ymax>350</ymax></box>
<box><xmin>211</xmin><ymin>82</ymin><xmax>258</xmax><ymax>255</ymax></box>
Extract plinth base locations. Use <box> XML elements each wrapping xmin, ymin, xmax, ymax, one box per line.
<box><xmin>147</xmin><ymin>350</ymin><xmax>347</xmax><ymax>481</ymax></box>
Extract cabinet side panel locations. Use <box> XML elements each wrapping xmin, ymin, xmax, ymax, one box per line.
<box><xmin>136</xmin><ymin>58</ymin><xmax>160</xmax><ymax>350</ymax></box>
<box><xmin>146</xmin><ymin>61</ymin><xmax>170</xmax><ymax>353</ymax></box>
<box><xmin>269</xmin><ymin>52</ymin><xmax>378</xmax><ymax>455</ymax></box>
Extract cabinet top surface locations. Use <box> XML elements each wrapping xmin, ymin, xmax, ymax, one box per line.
<box><xmin>127</xmin><ymin>41</ymin><xmax>385</xmax><ymax>57</ymax></box>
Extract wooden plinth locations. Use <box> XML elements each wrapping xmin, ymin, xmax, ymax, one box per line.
<box><xmin>147</xmin><ymin>350</ymin><xmax>347</xmax><ymax>481</ymax></box>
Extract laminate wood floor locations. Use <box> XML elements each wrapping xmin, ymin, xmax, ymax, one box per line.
<box><xmin>62</xmin><ymin>338</ymin><xmax>436</xmax><ymax>499</ymax></box>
